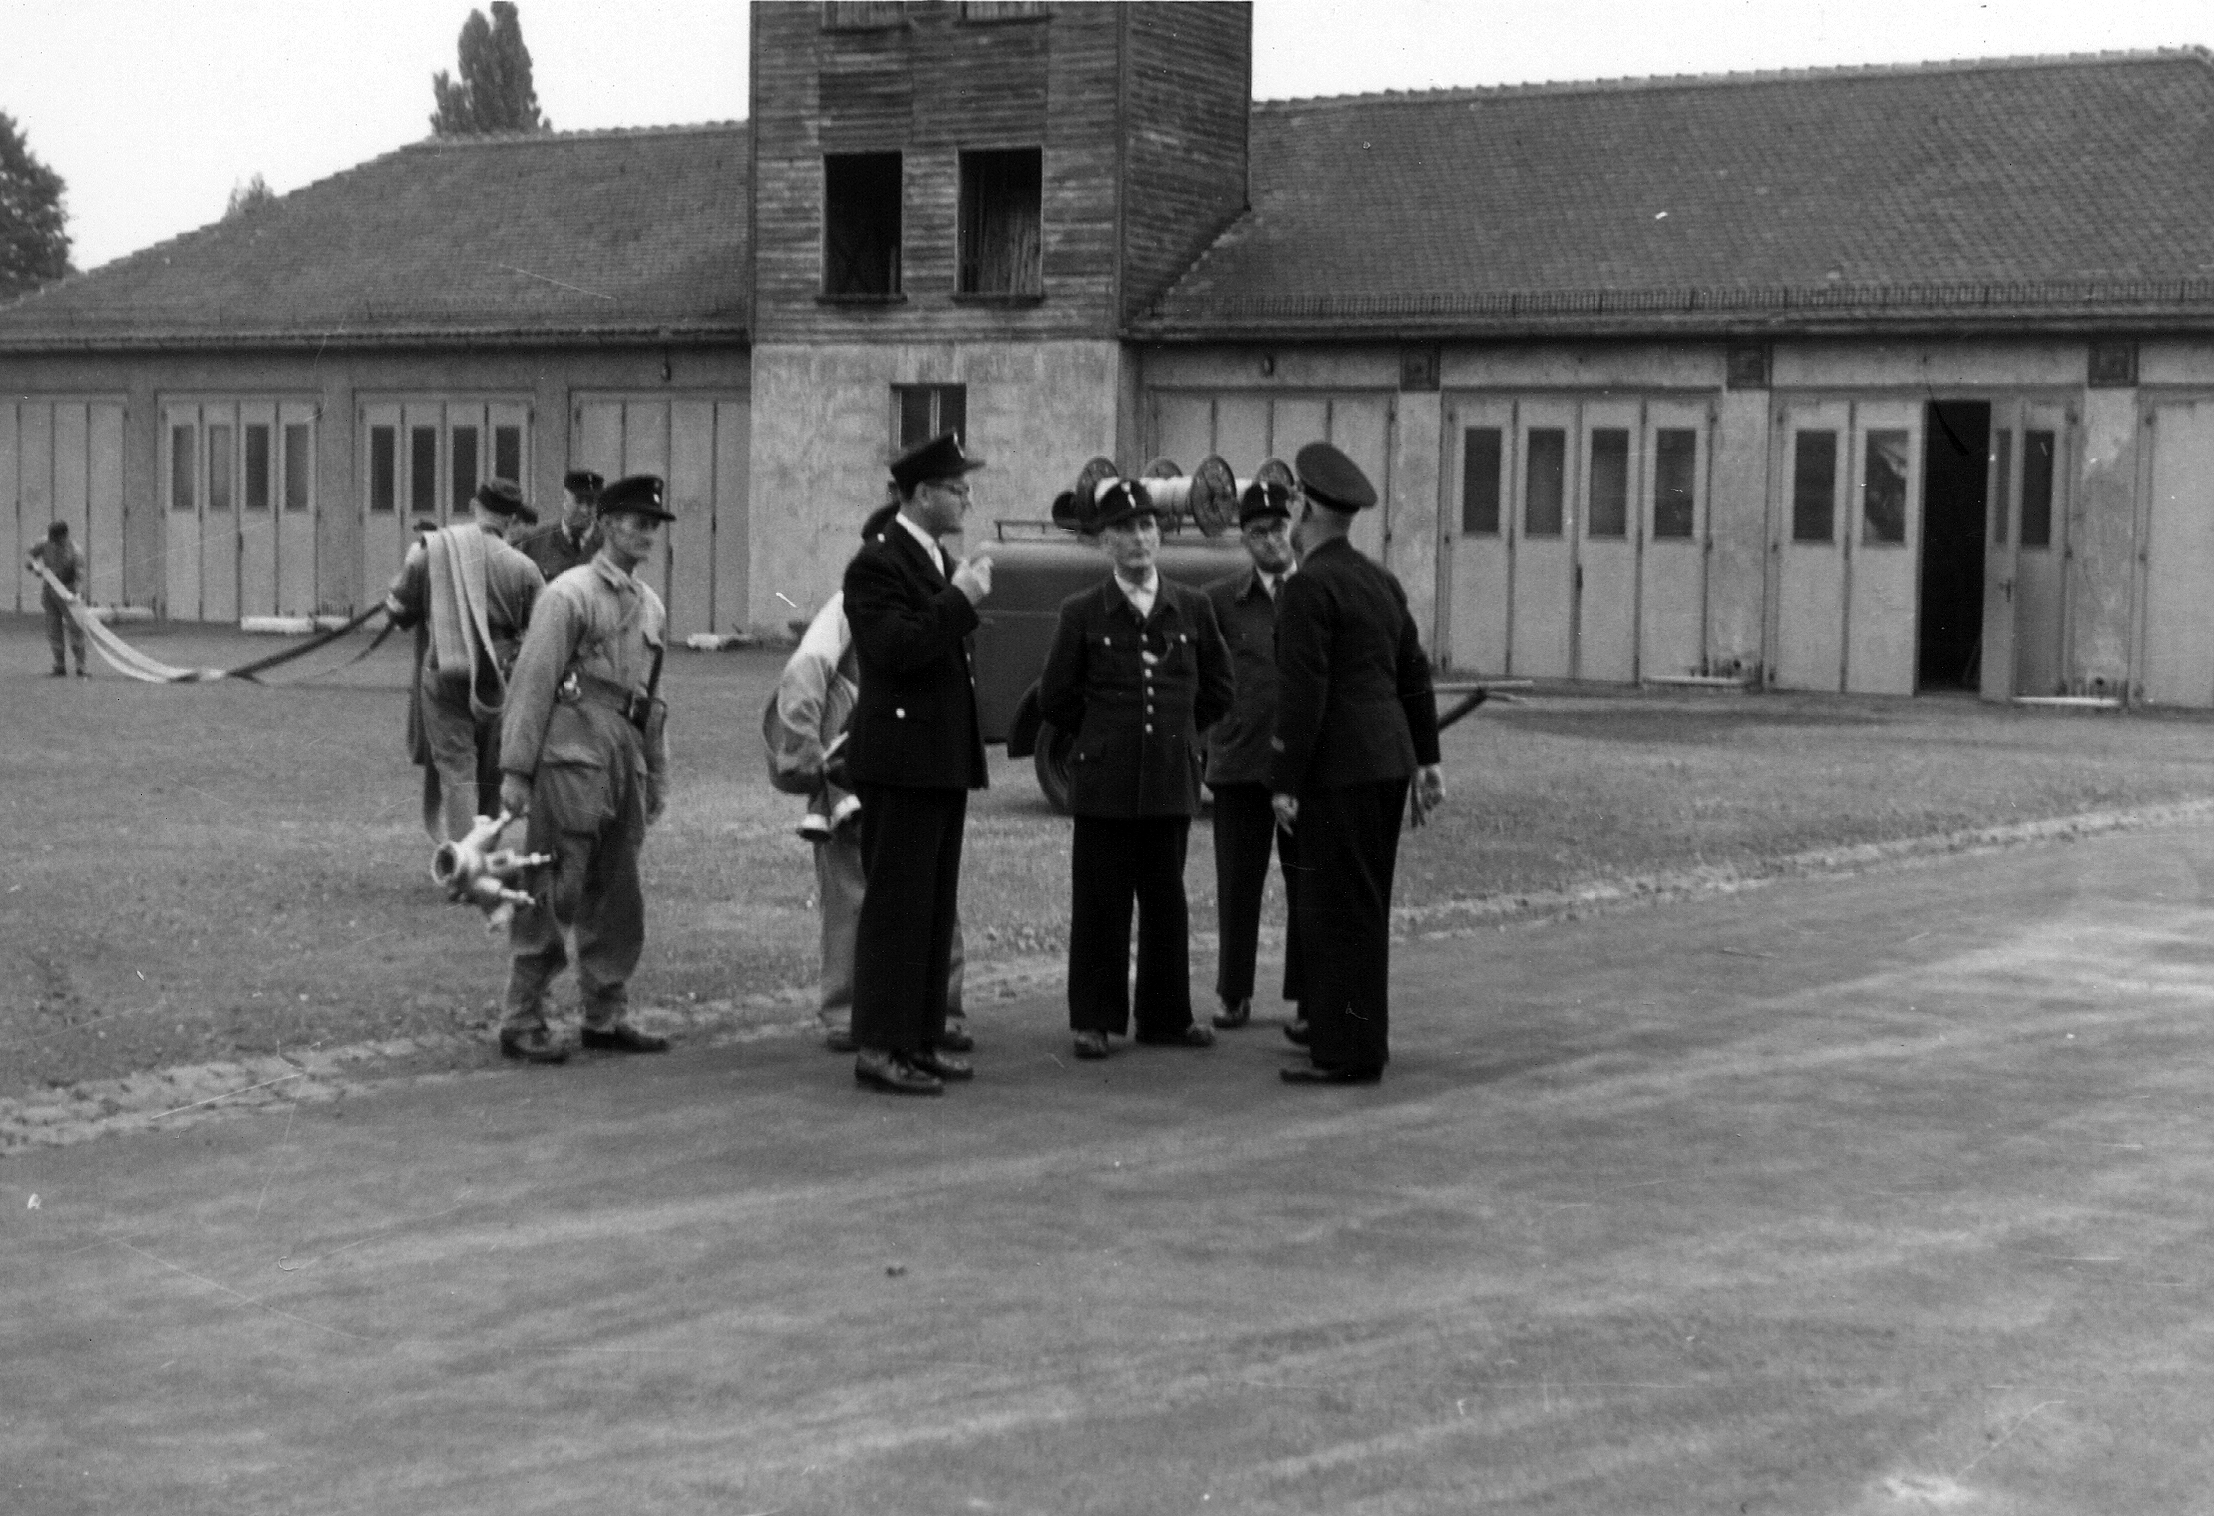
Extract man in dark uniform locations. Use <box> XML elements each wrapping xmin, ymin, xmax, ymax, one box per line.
<box><xmin>1204</xmin><ymin>479</ymin><xmax>1303</xmax><ymax>1032</ymax></box>
<box><xmin>26</xmin><ymin>522</ymin><xmax>88</xmax><ymax>677</ymax></box>
<box><xmin>1038</xmin><ymin>479</ymin><xmax>1234</xmax><ymax>1060</ymax></box>
<box><xmin>512</xmin><ymin>470</ymin><xmax>603</xmax><ymax>581</ymax></box>
<box><xmin>494</xmin><ymin>474</ymin><xmax>674</xmax><ymax>1065</ymax></box>
<box><xmin>841</xmin><ymin>432</ymin><xmax>994</xmax><ymax>1095</ymax></box>
<box><xmin>1270</xmin><ymin>442</ymin><xmax>1444</xmax><ymax>1085</ymax></box>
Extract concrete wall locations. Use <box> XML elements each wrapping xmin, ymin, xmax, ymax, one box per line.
<box><xmin>0</xmin><ymin>342</ymin><xmax>748</xmax><ymax>618</ymax></box>
<box><xmin>747</xmin><ymin>338</ymin><xmax>1126</xmax><ymax>630</ymax></box>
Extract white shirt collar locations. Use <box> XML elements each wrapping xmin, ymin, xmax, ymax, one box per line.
<box><xmin>894</xmin><ymin>510</ymin><xmax>944</xmax><ymax>573</ymax></box>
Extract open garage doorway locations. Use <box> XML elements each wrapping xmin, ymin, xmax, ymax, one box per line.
<box><xmin>1918</xmin><ymin>400</ymin><xmax>1990</xmax><ymax>691</ymax></box>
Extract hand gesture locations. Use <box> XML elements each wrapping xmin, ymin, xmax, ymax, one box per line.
<box><xmin>1408</xmin><ymin>764</ymin><xmax>1445</xmax><ymax>828</ymax></box>
<box><xmin>951</xmin><ymin>552</ymin><xmax>993</xmax><ymax>604</ymax></box>
<box><xmin>499</xmin><ymin>773</ymin><xmax>533</xmax><ymax>822</ymax></box>
<box><xmin>1271</xmin><ymin>792</ymin><xmax>1299</xmax><ymax>832</ymax></box>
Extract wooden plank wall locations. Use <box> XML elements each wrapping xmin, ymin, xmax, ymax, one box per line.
<box><xmin>1121</xmin><ymin>1</ymin><xmax>1252</xmax><ymax>322</ymax></box>
<box><xmin>754</xmin><ymin>0</ymin><xmax>1191</xmax><ymax>345</ymax></box>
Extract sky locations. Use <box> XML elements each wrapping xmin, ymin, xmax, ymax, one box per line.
<box><xmin>1</xmin><ymin>0</ymin><xmax>2206</xmax><ymax>273</ymax></box>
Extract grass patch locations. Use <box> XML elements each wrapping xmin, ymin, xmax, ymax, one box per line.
<box><xmin>3</xmin><ymin>615</ymin><xmax>2210</xmax><ymax>1096</ymax></box>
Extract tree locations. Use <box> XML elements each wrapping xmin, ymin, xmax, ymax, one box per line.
<box><xmin>0</xmin><ymin>111</ymin><xmax>70</xmax><ymax>300</ymax></box>
<box><xmin>429</xmin><ymin>4</ymin><xmax>550</xmax><ymax>137</ymax></box>
<box><xmin>223</xmin><ymin>173</ymin><xmax>276</xmax><ymax>221</ymax></box>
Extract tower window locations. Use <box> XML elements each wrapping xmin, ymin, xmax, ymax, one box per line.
<box><xmin>823</xmin><ymin>152</ymin><xmax>903</xmax><ymax>298</ymax></box>
<box><xmin>957</xmin><ymin>148</ymin><xmax>1042</xmax><ymax>297</ymax></box>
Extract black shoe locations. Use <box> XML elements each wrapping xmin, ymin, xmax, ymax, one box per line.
<box><xmin>1282</xmin><ymin>1019</ymin><xmax>1311</xmax><ymax>1047</ymax></box>
<box><xmin>1212</xmin><ymin>998</ymin><xmax>1252</xmax><ymax>1030</ymax></box>
<box><xmin>1071</xmin><ymin>1030</ymin><xmax>1111</xmax><ymax>1060</ymax></box>
<box><xmin>1280</xmin><ymin>1064</ymin><xmax>1383</xmax><ymax>1085</ymax></box>
<box><xmin>580</xmin><ymin>1023</ymin><xmax>670</xmax><ymax>1053</ymax></box>
<box><xmin>823</xmin><ymin>1026</ymin><xmax>858</xmax><ymax>1054</ymax></box>
<box><xmin>855</xmin><ymin>1050</ymin><xmax>943</xmax><ymax>1095</ymax></box>
<box><xmin>74</xmin><ymin>668</ymin><xmax>87</xmax><ymax>678</ymax></box>
<box><xmin>499</xmin><ymin>1027</ymin><xmax>571</xmax><ymax>1064</ymax></box>
<box><xmin>907</xmin><ymin>1046</ymin><xmax>974</xmax><ymax>1082</ymax></box>
<box><xmin>47</xmin><ymin>669</ymin><xmax>67</xmax><ymax>678</ymax></box>
<box><xmin>1136</xmin><ymin>1024</ymin><xmax>1216</xmax><ymax>1048</ymax></box>
<box><xmin>935</xmin><ymin>1021</ymin><xmax>975</xmax><ymax>1053</ymax></box>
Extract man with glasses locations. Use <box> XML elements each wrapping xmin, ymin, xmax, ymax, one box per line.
<box><xmin>1203</xmin><ymin>479</ymin><xmax>1305</xmax><ymax>1035</ymax></box>
<box><xmin>839</xmin><ymin>432</ymin><xmax>994</xmax><ymax>1095</ymax></box>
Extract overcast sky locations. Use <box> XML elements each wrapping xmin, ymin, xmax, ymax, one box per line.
<box><xmin>2</xmin><ymin>0</ymin><xmax>2204</xmax><ymax>273</ymax></box>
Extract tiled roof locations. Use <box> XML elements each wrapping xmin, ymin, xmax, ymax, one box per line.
<box><xmin>0</xmin><ymin>123</ymin><xmax>749</xmax><ymax>348</ymax></box>
<box><xmin>1142</xmin><ymin>50</ymin><xmax>2214</xmax><ymax>338</ymax></box>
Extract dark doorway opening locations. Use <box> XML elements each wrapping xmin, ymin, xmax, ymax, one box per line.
<box><xmin>1918</xmin><ymin>400</ymin><xmax>1989</xmax><ymax>691</ymax></box>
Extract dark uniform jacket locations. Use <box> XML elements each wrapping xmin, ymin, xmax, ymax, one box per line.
<box><xmin>1267</xmin><ymin>537</ymin><xmax>1441</xmax><ymax>795</ymax></box>
<box><xmin>1203</xmin><ymin>565</ymin><xmax>1291</xmax><ymax>788</ymax></box>
<box><xmin>841</xmin><ymin>519</ymin><xmax>988</xmax><ymax>792</ymax></box>
<box><xmin>511</xmin><ymin>521</ymin><xmax>601</xmax><ymax>583</ymax></box>
<box><xmin>27</xmin><ymin>538</ymin><xmax>81</xmax><ymax>607</ymax></box>
<box><xmin>1038</xmin><ymin>575</ymin><xmax>1234</xmax><ymax>819</ymax></box>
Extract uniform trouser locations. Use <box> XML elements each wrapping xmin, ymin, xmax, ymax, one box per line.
<box><xmin>1068</xmin><ymin>814</ymin><xmax>1195</xmax><ymax>1038</ymax></box>
<box><xmin>503</xmin><ymin>820</ymin><xmax>646</xmax><ymax>1034</ymax></box>
<box><xmin>1210</xmin><ymin>782</ymin><xmax>1305</xmax><ymax>1008</ymax></box>
<box><xmin>1289</xmin><ymin>777</ymin><xmax>1410</xmax><ymax>1072</ymax></box>
<box><xmin>815</xmin><ymin>828</ymin><xmax>966</xmax><ymax>1030</ymax></box>
<box><xmin>43</xmin><ymin>597</ymin><xmax>85</xmax><ymax>673</ymax></box>
<box><xmin>850</xmin><ymin>784</ymin><xmax>966</xmax><ymax>1058</ymax></box>
<box><xmin>418</xmin><ymin>668</ymin><xmax>501</xmax><ymax>842</ymax></box>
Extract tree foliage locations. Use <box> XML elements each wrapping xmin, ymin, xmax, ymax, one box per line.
<box><xmin>0</xmin><ymin>111</ymin><xmax>70</xmax><ymax>300</ymax></box>
<box><xmin>224</xmin><ymin>173</ymin><xmax>276</xmax><ymax>221</ymax></box>
<box><xmin>429</xmin><ymin>4</ymin><xmax>550</xmax><ymax>137</ymax></box>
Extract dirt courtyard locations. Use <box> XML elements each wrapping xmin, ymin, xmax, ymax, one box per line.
<box><xmin>9</xmin><ymin>817</ymin><xmax>2214</xmax><ymax>1514</ymax></box>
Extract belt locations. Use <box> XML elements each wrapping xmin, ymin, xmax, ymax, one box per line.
<box><xmin>561</xmin><ymin>670</ymin><xmax>642</xmax><ymax>713</ymax></box>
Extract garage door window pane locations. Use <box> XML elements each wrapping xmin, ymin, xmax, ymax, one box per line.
<box><xmin>171</xmin><ymin>426</ymin><xmax>197</xmax><ymax>512</ymax></box>
<box><xmin>494</xmin><ymin>425</ymin><xmax>522</xmax><ymax>483</ymax></box>
<box><xmin>411</xmin><ymin>427</ymin><xmax>438</xmax><ymax>516</ymax></box>
<box><xmin>1587</xmin><ymin>429</ymin><xmax>1629</xmax><ymax>538</ymax></box>
<box><xmin>1990</xmin><ymin>429</ymin><xmax>2012</xmax><ymax>545</ymax></box>
<box><xmin>1861</xmin><ymin>430</ymin><xmax>1908</xmax><ymax>544</ymax></box>
<box><xmin>369</xmin><ymin>426</ymin><xmax>397</xmax><ymax>514</ymax></box>
<box><xmin>2021</xmin><ymin>431</ymin><xmax>2055</xmax><ymax>548</ymax></box>
<box><xmin>1653</xmin><ymin>429</ymin><xmax>1696</xmax><ymax>538</ymax></box>
<box><xmin>208</xmin><ymin>425</ymin><xmax>233</xmax><ymax>513</ymax></box>
<box><xmin>1460</xmin><ymin>427</ymin><xmax>1501</xmax><ymax>535</ymax></box>
<box><xmin>1524</xmin><ymin>428</ymin><xmax>1565</xmax><ymax>537</ymax></box>
<box><xmin>244</xmin><ymin>424</ymin><xmax>271</xmax><ymax>511</ymax></box>
<box><xmin>283</xmin><ymin>424</ymin><xmax>310</xmax><ymax>512</ymax></box>
<box><xmin>451</xmin><ymin>426</ymin><xmax>479</xmax><ymax>514</ymax></box>
<box><xmin>1792</xmin><ymin>430</ymin><xmax>1836</xmax><ymax>542</ymax></box>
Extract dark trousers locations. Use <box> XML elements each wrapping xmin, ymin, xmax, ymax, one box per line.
<box><xmin>1210</xmin><ymin>782</ymin><xmax>1305</xmax><ymax>1007</ymax></box>
<box><xmin>1069</xmin><ymin>814</ymin><xmax>1194</xmax><ymax>1037</ymax></box>
<box><xmin>1289</xmin><ymin>778</ymin><xmax>1410</xmax><ymax>1072</ymax></box>
<box><xmin>44</xmin><ymin>597</ymin><xmax>85</xmax><ymax>673</ymax></box>
<box><xmin>503</xmin><ymin>823</ymin><xmax>646</xmax><ymax>1033</ymax></box>
<box><xmin>852</xmin><ymin>784</ymin><xmax>966</xmax><ymax>1057</ymax></box>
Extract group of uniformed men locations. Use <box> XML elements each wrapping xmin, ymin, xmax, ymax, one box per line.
<box><xmin>394</xmin><ymin>428</ymin><xmax>1442</xmax><ymax>1089</ymax></box>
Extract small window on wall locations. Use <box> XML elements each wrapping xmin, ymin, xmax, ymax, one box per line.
<box><xmin>1587</xmin><ymin>429</ymin><xmax>1630</xmax><ymax>538</ymax></box>
<box><xmin>1461</xmin><ymin>427</ymin><xmax>1502</xmax><ymax>535</ymax></box>
<box><xmin>824</xmin><ymin>152</ymin><xmax>903</xmax><ymax>298</ymax></box>
<box><xmin>894</xmin><ymin>383</ymin><xmax>967</xmax><ymax>452</ymax></box>
<box><xmin>494</xmin><ymin>424</ymin><xmax>523</xmax><ymax>483</ymax></box>
<box><xmin>452</xmin><ymin>424</ymin><xmax>480</xmax><ymax>514</ymax></box>
<box><xmin>170</xmin><ymin>427</ymin><xmax>196</xmax><ymax>512</ymax></box>
<box><xmin>209</xmin><ymin>425</ymin><xmax>233</xmax><ymax>512</ymax></box>
<box><xmin>369</xmin><ymin>426</ymin><xmax>398</xmax><ymax>513</ymax></box>
<box><xmin>244</xmin><ymin>424</ymin><xmax>272</xmax><ymax>511</ymax></box>
<box><xmin>958</xmin><ymin>148</ymin><xmax>1043</xmax><ymax>297</ymax></box>
<box><xmin>1861</xmin><ymin>431</ymin><xmax>1909</xmax><ymax>545</ymax></box>
<box><xmin>1524</xmin><ymin>428</ymin><xmax>1566</xmax><ymax>537</ymax></box>
<box><xmin>2021</xmin><ymin>431</ymin><xmax>2056</xmax><ymax>548</ymax></box>
<box><xmin>411</xmin><ymin>427</ymin><xmax>439</xmax><ymax>515</ymax></box>
<box><xmin>284</xmin><ymin>423</ymin><xmax>311</xmax><ymax>512</ymax></box>
<box><xmin>1792</xmin><ymin>431</ymin><xmax>1837</xmax><ymax>542</ymax></box>
<box><xmin>1652</xmin><ymin>430</ymin><xmax>1697</xmax><ymax>538</ymax></box>
<box><xmin>1990</xmin><ymin>430</ymin><xmax>2012</xmax><ymax>545</ymax></box>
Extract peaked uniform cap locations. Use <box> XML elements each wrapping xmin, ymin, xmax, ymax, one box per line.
<box><xmin>562</xmin><ymin>469</ymin><xmax>604</xmax><ymax>497</ymax></box>
<box><xmin>472</xmin><ymin>477</ymin><xmax>531</xmax><ymax>518</ymax></box>
<box><xmin>598</xmin><ymin>473</ymin><xmax>675</xmax><ymax>521</ymax></box>
<box><xmin>1089</xmin><ymin>478</ymin><xmax>1156</xmax><ymax>532</ymax></box>
<box><xmin>890</xmin><ymin>431</ymin><xmax>986</xmax><ymax>493</ymax></box>
<box><xmin>1294</xmin><ymin>442</ymin><xmax>1378</xmax><ymax>511</ymax></box>
<box><xmin>1238</xmin><ymin>479</ymin><xmax>1294</xmax><ymax>524</ymax></box>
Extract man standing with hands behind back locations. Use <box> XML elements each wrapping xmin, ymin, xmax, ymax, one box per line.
<box><xmin>1270</xmin><ymin>443</ymin><xmax>1444</xmax><ymax>1085</ymax></box>
<box><xmin>841</xmin><ymin>432</ymin><xmax>993</xmax><ymax>1096</ymax></box>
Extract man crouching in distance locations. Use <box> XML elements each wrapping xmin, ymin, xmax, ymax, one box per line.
<box><xmin>1269</xmin><ymin>443</ymin><xmax>1444</xmax><ymax>1085</ymax></box>
<box><xmin>493</xmin><ymin>474</ymin><xmax>675</xmax><ymax>1065</ymax></box>
<box><xmin>1037</xmin><ymin>478</ymin><xmax>1234</xmax><ymax>1061</ymax></box>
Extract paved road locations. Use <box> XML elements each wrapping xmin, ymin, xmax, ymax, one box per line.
<box><xmin>7</xmin><ymin>822</ymin><xmax>2214</xmax><ymax>1514</ymax></box>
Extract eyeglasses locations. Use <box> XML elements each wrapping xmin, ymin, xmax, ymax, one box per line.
<box><xmin>923</xmin><ymin>479</ymin><xmax>973</xmax><ymax>499</ymax></box>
